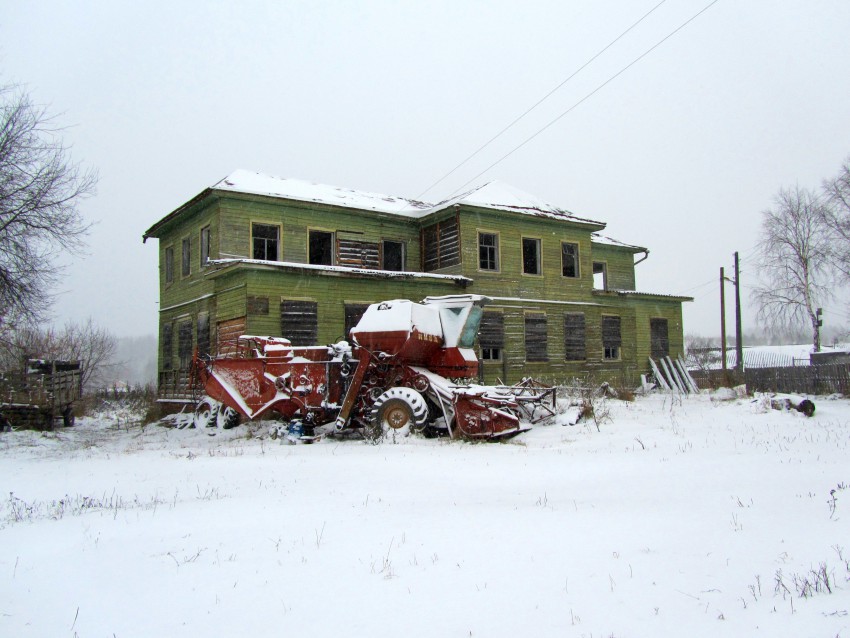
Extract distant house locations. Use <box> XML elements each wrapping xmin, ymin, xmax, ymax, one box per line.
<box><xmin>143</xmin><ymin>170</ymin><xmax>691</xmax><ymax>401</ymax></box>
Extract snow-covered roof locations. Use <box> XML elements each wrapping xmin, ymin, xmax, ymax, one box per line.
<box><xmin>144</xmin><ymin>170</ymin><xmax>607</xmax><ymax>241</ymax></box>
<box><xmin>427</xmin><ymin>181</ymin><xmax>604</xmax><ymax>226</ymax></box>
<box><xmin>591</xmin><ymin>233</ymin><xmax>646</xmax><ymax>252</ymax></box>
<box><xmin>211</xmin><ymin>170</ymin><xmax>432</xmax><ymax>216</ymax></box>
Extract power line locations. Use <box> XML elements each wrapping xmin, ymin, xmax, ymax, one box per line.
<box><xmin>448</xmin><ymin>0</ymin><xmax>722</xmax><ymax>197</ymax></box>
<box><xmin>415</xmin><ymin>0</ymin><xmax>669</xmax><ymax>201</ymax></box>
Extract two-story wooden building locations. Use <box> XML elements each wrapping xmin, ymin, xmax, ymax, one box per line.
<box><xmin>143</xmin><ymin>170</ymin><xmax>691</xmax><ymax>400</ymax></box>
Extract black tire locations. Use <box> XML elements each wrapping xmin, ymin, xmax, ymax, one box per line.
<box><xmin>193</xmin><ymin>397</ymin><xmax>220</xmax><ymax>430</ymax></box>
<box><xmin>217</xmin><ymin>406</ymin><xmax>240</xmax><ymax>429</ymax></box>
<box><xmin>370</xmin><ymin>388</ymin><xmax>429</xmax><ymax>439</ymax></box>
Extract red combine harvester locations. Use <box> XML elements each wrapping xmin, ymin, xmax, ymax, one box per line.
<box><xmin>191</xmin><ymin>295</ymin><xmax>547</xmax><ymax>441</ymax></box>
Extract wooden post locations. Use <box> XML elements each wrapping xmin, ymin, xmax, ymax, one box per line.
<box><xmin>734</xmin><ymin>252</ymin><xmax>743</xmax><ymax>374</ymax></box>
<box><xmin>720</xmin><ymin>266</ymin><xmax>727</xmax><ymax>372</ymax></box>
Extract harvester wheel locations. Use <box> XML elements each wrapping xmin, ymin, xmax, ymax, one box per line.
<box><xmin>370</xmin><ymin>388</ymin><xmax>429</xmax><ymax>439</ymax></box>
<box><xmin>193</xmin><ymin>397</ymin><xmax>220</xmax><ymax>430</ymax></box>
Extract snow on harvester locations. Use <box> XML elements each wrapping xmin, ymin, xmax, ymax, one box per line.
<box><xmin>190</xmin><ymin>294</ymin><xmax>542</xmax><ymax>441</ymax></box>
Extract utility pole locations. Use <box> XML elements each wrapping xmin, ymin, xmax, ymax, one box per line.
<box><xmin>734</xmin><ymin>251</ymin><xmax>743</xmax><ymax>374</ymax></box>
<box><xmin>720</xmin><ymin>267</ymin><xmax>727</xmax><ymax>372</ymax></box>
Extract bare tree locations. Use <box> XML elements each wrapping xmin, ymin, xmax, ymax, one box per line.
<box><xmin>0</xmin><ymin>319</ymin><xmax>116</xmax><ymax>393</ymax></box>
<box><xmin>751</xmin><ymin>186</ymin><xmax>832</xmax><ymax>351</ymax></box>
<box><xmin>684</xmin><ymin>334</ymin><xmax>721</xmax><ymax>372</ymax></box>
<box><xmin>821</xmin><ymin>156</ymin><xmax>850</xmax><ymax>280</ymax></box>
<box><xmin>0</xmin><ymin>85</ymin><xmax>96</xmax><ymax>331</ymax></box>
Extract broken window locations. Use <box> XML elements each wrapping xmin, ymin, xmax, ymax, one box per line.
<box><xmin>164</xmin><ymin>246</ymin><xmax>174</xmax><ymax>284</ymax></box>
<box><xmin>200</xmin><ymin>226</ymin><xmax>211</xmax><ymax>267</ymax></box>
<box><xmin>181</xmin><ymin>237</ymin><xmax>190</xmax><ymax>277</ymax></box>
<box><xmin>280</xmin><ymin>300</ymin><xmax>318</xmax><ymax>346</ymax></box>
<box><xmin>524</xmin><ymin>314</ymin><xmax>548</xmax><ymax>362</ymax></box>
<box><xmin>593</xmin><ymin>262</ymin><xmax>607</xmax><ymax>290</ymax></box>
<box><xmin>197</xmin><ymin>313</ymin><xmax>210</xmax><ymax>357</ymax></box>
<box><xmin>382</xmin><ymin>240</ymin><xmax>405</xmax><ymax>271</ymax></box>
<box><xmin>479</xmin><ymin>312</ymin><xmax>504</xmax><ymax>361</ymax></box>
<box><xmin>309</xmin><ymin>230</ymin><xmax>334</xmax><ymax>265</ymax></box>
<box><xmin>177</xmin><ymin>320</ymin><xmax>193</xmax><ymax>369</ymax></box>
<box><xmin>522</xmin><ymin>238</ymin><xmax>541</xmax><ymax>275</ymax></box>
<box><xmin>564</xmin><ymin>313</ymin><xmax>586</xmax><ymax>361</ymax></box>
<box><xmin>252</xmin><ymin>223</ymin><xmax>279</xmax><ymax>261</ymax></box>
<box><xmin>478</xmin><ymin>232</ymin><xmax>499</xmax><ymax>271</ymax></box>
<box><xmin>650</xmin><ymin>318</ymin><xmax>669</xmax><ymax>359</ymax></box>
<box><xmin>422</xmin><ymin>216</ymin><xmax>460</xmax><ymax>271</ymax></box>
<box><xmin>162</xmin><ymin>323</ymin><xmax>173</xmax><ymax>370</ymax></box>
<box><xmin>602</xmin><ymin>315</ymin><xmax>621</xmax><ymax>360</ymax></box>
<box><xmin>561</xmin><ymin>242</ymin><xmax>579</xmax><ymax>278</ymax></box>
<box><xmin>344</xmin><ymin>303</ymin><xmax>370</xmax><ymax>339</ymax></box>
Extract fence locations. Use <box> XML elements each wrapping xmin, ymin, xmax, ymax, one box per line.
<box><xmin>690</xmin><ymin>363</ymin><xmax>850</xmax><ymax>395</ymax></box>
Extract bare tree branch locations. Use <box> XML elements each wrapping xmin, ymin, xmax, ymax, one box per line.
<box><xmin>0</xmin><ymin>85</ymin><xmax>97</xmax><ymax>328</ymax></box>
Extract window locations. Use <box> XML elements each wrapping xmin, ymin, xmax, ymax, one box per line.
<box><xmin>522</xmin><ymin>238</ymin><xmax>541</xmax><ymax>275</ymax></box>
<box><xmin>422</xmin><ymin>216</ymin><xmax>461</xmax><ymax>271</ymax></box>
<box><xmin>602</xmin><ymin>315</ymin><xmax>621</xmax><ymax>360</ymax></box>
<box><xmin>382</xmin><ymin>241</ymin><xmax>405</xmax><ymax>271</ymax></box>
<box><xmin>162</xmin><ymin>323</ymin><xmax>173</xmax><ymax>370</ymax></box>
<box><xmin>177</xmin><ymin>320</ymin><xmax>193</xmax><ymax>369</ymax></box>
<box><xmin>593</xmin><ymin>262</ymin><xmax>607</xmax><ymax>290</ymax></box>
<box><xmin>561</xmin><ymin>242</ymin><xmax>579</xmax><ymax>278</ymax></box>
<box><xmin>197</xmin><ymin>313</ymin><xmax>210</xmax><ymax>357</ymax></box>
<box><xmin>247</xmin><ymin>296</ymin><xmax>269</xmax><ymax>315</ymax></box>
<box><xmin>200</xmin><ymin>226</ymin><xmax>211</xmax><ymax>267</ymax></box>
<box><xmin>478</xmin><ymin>232</ymin><xmax>499</xmax><ymax>271</ymax></box>
<box><xmin>252</xmin><ymin>223</ymin><xmax>280</xmax><ymax>261</ymax></box>
<box><xmin>181</xmin><ymin>237</ymin><xmax>190</xmax><ymax>277</ymax></box>
<box><xmin>650</xmin><ymin>318</ymin><xmax>669</xmax><ymax>359</ymax></box>
<box><xmin>564</xmin><ymin>313</ymin><xmax>586</xmax><ymax>361</ymax></box>
<box><xmin>479</xmin><ymin>312</ymin><xmax>504</xmax><ymax>361</ymax></box>
<box><xmin>344</xmin><ymin>303</ymin><xmax>370</xmax><ymax>338</ymax></box>
<box><xmin>309</xmin><ymin>230</ymin><xmax>334</xmax><ymax>265</ymax></box>
<box><xmin>164</xmin><ymin>246</ymin><xmax>174</xmax><ymax>284</ymax></box>
<box><xmin>280</xmin><ymin>300</ymin><xmax>318</xmax><ymax>346</ymax></box>
<box><xmin>524</xmin><ymin>314</ymin><xmax>548</xmax><ymax>362</ymax></box>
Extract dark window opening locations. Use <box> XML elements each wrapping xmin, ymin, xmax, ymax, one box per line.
<box><xmin>478</xmin><ymin>232</ymin><xmax>499</xmax><ymax>271</ymax></box>
<box><xmin>309</xmin><ymin>230</ymin><xmax>334</xmax><ymax>265</ymax></box>
<box><xmin>602</xmin><ymin>315</ymin><xmax>621</xmax><ymax>360</ymax></box>
<box><xmin>562</xmin><ymin>242</ymin><xmax>579</xmax><ymax>278</ymax></box>
<box><xmin>197</xmin><ymin>313</ymin><xmax>210</xmax><ymax>357</ymax></box>
<box><xmin>181</xmin><ymin>238</ymin><xmax>190</xmax><ymax>277</ymax></box>
<box><xmin>280</xmin><ymin>300</ymin><xmax>318</xmax><ymax>346</ymax></box>
<box><xmin>162</xmin><ymin>323</ymin><xmax>173</xmax><ymax>370</ymax></box>
<box><xmin>200</xmin><ymin>226</ymin><xmax>211</xmax><ymax>266</ymax></box>
<box><xmin>564</xmin><ymin>313</ymin><xmax>586</xmax><ymax>361</ymax></box>
<box><xmin>524</xmin><ymin>314</ymin><xmax>548</xmax><ymax>362</ymax></box>
<box><xmin>344</xmin><ymin>303</ymin><xmax>370</xmax><ymax>339</ymax></box>
<box><xmin>650</xmin><ymin>318</ymin><xmax>669</xmax><ymax>359</ymax></box>
<box><xmin>252</xmin><ymin>223</ymin><xmax>279</xmax><ymax>261</ymax></box>
<box><xmin>177</xmin><ymin>321</ymin><xmax>193</xmax><ymax>369</ymax></box>
<box><xmin>479</xmin><ymin>312</ymin><xmax>504</xmax><ymax>361</ymax></box>
<box><xmin>593</xmin><ymin>262</ymin><xmax>607</xmax><ymax>290</ymax></box>
<box><xmin>165</xmin><ymin>246</ymin><xmax>174</xmax><ymax>284</ymax></box>
<box><xmin>382</xmin><ymin>241</ymin><xmax>405</xmax><ymax>271</ymax></box>
<box><xmin>522</xmin><ymin>238</ymin><xmax>541</xmax><ymax>275</ymax></box>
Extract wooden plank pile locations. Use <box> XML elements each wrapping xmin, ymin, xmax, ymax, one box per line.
<box><xmin>648</xmin><ymin>356</ymin><xmax>699</xmax><ymax>394</ymax></box>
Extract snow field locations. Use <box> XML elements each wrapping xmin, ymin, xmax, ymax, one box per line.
<box><xmin>1</xmin><ymin>393</ymin><xmax>849</xmax><ymax>637</ymax></box>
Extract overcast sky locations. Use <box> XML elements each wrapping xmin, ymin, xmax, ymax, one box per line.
<box><xmin>3</xmin><ymin>0</ymin><xmax>849</xmax><ymax>339</ymax></box>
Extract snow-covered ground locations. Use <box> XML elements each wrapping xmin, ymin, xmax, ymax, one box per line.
<box><xmin>1</xmin><ymin>393</ymin><xmax>849</xmax><ymax>637</ymax></box>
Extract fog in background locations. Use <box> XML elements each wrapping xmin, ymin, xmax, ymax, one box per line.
<box><xmin>3</xmin><ymin>0</ymin><xmax>850</xmax><ymax>345</ymax></box>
